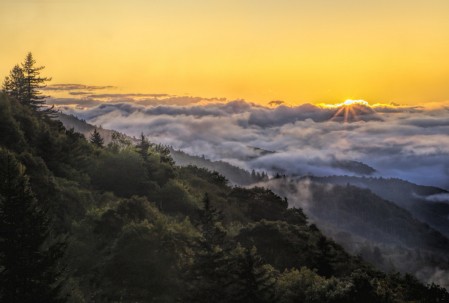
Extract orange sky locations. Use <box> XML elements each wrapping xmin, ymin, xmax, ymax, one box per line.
<box><xmin>1</xmin><ymin>0</ymin><xmax>449</xmax><ymax>106</ymax></box>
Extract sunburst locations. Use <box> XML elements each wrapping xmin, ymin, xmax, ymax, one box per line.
<box><xmin>317</xmin><ymin>99</ymin><xmax>374</xmax><ymax>123</ymax></box>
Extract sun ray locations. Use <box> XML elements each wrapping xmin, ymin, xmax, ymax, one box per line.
<box><xmin>348</xmin><ymin>106</ymin><xmax>360</xmax><ymax>122</ymax></box>
<box><xmin>329</xmin><ymin>106</ymin><xmax>346</xmax><ymax>122</ymax></box>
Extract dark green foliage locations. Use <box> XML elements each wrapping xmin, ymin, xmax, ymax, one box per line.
<box><xmin>153</xmin><ymin>143</ymin><xmax>175</xmax><ymax>165</ymax></box>
<box><xmin>135</xmin><ymin>132</ymin><xmax>152</xmax><ymax>160</ymax></box>
<box><xmin>185</xmin><ymin>194</ymin><xmax>233</xmax><ymax>302</ymax></box>
<box><xmin>2</xmin><ymin>64</ymin><xmax>26</xmax><ymax>104</ymax></box>
<box><xmin>0</xmin><ymin>93</ymin><xmax>28</xmax><ymax>152</ymax></box>
<box><xmin>0</xmin><ymin>149</ymin><xmax>66</xmax><ymax>302</ymax></box>
<box><xmin>89</xmin><ymin>128</ymin><xmax>104</xmax><ymax>148</ymax></box>
<box><xmin>89</xmin><ymin>149</ymin><xmax>154</xmax><ymax>198</ymax></box>
<box><xmin>230</xmin><ymin>246</ymin><xmax>277</xmax><ymax>303</ymax></box>
<box><xmin>228</xmin><ymin>186</ymin><xmax>290</xmax><ymax>222</ymax></box>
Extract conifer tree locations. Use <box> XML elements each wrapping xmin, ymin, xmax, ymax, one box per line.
<box><xmin>2</xmin><ymin>53</ymin><xmax>54</xmax><ymax>116</ymax></box>
<box><xmin>0</xmin><ymin>149</ymin><xmax>67</xmax><ymax>302</ymax></box>
<box><xmin>89</xmin><ymin>128</ymin><xmax>104</xmax><ymax>148</ymax></box>
<box><xmin>21</xmin><ymin>52</ymin><xmax>52</xmax><ymax>111</ymax></box>
<box><xmin>231</xmin><ymin>246</ymin><xmax>276</xmax><ymax>303</ymax></box>
<box><xmin>185</xmin><ymin>193</ymin><xmax>233</xmax><ymax>303</ymax></box>
<box><xmin>135</xmin><ymin>132</ymin><xmax>152</xmax><ymax>160</ymax></box>
<box><xmin>2</xmin><ymin>64</ymin><xmax>26</xmax><ymax>104</ymax></box>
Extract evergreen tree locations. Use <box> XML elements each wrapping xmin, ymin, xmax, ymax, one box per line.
<box><xmin>2</xmin><ymin>53</ymin><xmax>54</xmax><ymax>116</ymax></box>
<box><xmin>89</xmin><ymin>128</ymin><xmax>104</xmax><ymax>148</ymax></box>
<box><xmin>0</xmin><ymin>149</ymin><xmax>66</xmax><ymax>302</ymax></box>
<box><xmin>2</xmin><ymin>64</ymin><xmax>26</xmax><ymax>104</ymax></box>
<box><xmin>185</xmin><ymin>193</ymin><xmax>233</xmax><ymax>303</ymax></box>
<box><xmin>21</xmin><ymin>52</ymin><xmax>52</xmax><ymax>111</ymax></box>
<box><xmin>231</xmin><ymin>246</ymin><xmax>276</xmax><ymax>303</ymax></box>
<box><xmin>135</xmin><ymin>132</ymin><xmax>152</xmax><ymax>160</ymax></box>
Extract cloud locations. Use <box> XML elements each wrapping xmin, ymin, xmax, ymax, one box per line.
<box><xmin>60</xmin><ymin>99</ymin><xmax>449</xmax><ymax>190</ymax></box>
<box><xmin>426</xmin><ymin>193</ymin><xmax>449</xmax><ymax>203</ymax></box>
<box><xmin>41</xmin><ymin>84</ymin><xmax>116</xmax><ymax>91</ymax></box>
<box><xmin>89</xmin><ymin>93</ymin><xmax>169</xmax><ymax>98</ymax></box>
<box><xmin>69</xmin><ymin>92</ymin><xmax>92</xmax><ymax>95</ymax></box>
<box><xmin>47</xmin><ymin>97</ymin><xmax>102</xmax><ymax>108</ymax></box>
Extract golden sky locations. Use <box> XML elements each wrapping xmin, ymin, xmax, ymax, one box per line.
<box><xmin>1</xmin><ymin>0</ymin><xmax>449</xmax><ymax>106</ymax></box>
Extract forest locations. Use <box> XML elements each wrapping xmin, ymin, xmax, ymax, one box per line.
<box><xmin>1</xmin><ymin>54</ymin><xmax>449</xmax><ymax>302</ymax></box>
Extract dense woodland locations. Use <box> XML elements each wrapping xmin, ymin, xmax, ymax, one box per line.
<box><xmin>1</xmin><ymin>54</ymin><xmax>449</xmax><ymax>302</ymax></box>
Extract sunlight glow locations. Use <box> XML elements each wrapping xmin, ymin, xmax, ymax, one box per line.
<box><xmin>318</xmin><ymin>99</ymin><xmax>370</xmax><ymax>108</ymax></box>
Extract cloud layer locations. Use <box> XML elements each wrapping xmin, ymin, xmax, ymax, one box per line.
<box><xmin>60</xmin><ymin>98</ymin><xmax>449</xmax><ymax>189</ymax></box>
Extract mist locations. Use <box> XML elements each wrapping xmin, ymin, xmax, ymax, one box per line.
<box><xmin>57</xmin><ymin>96</ymin><xmax>449</xmax><ymax>189</ymax></box>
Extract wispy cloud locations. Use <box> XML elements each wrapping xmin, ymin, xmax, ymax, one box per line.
<box><xmin>41</xmin><ymin>84</ymin><xmax>116</xmax><ymax>91</ymax></box>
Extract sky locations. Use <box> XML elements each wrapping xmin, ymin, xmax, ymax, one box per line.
<box><xmin>3</xmin><ymin>0</ymin><xmax>449</xmax><ymax>189</ymax></box>
<box><xmin>2</xmin><ymin>0</ymin><xmax>449</xmax><ymax>105</ymax></box>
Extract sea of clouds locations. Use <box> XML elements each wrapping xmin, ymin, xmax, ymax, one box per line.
<box><xmin>52</xmin><ymin>91</ymin><xmax>449</xmax><ymax>190</ymax></box>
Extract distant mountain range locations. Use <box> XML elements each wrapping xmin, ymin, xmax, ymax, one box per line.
<box><xmin>303</xmin><ymin>175</ymin><xmax>449</xmax><ymax>238</ymax></box>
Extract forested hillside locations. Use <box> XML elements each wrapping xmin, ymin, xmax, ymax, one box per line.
<box><xmin>1</xmin><ymin>55</ymin><xmax>449</xmax><ymax>302</ymax></box>
<box><xmin>305</xmin><ymin>175</ymin><xmax>449</xmax><ymax>238</ymax></box>
<box><xmin>259</xmin><ymin>177</ymin><xmax>449</xmax><ymax>287</ymax></box>
<box><xmin>2</xmin><ymin>93</ymin><xmax>448</xmax><ymax>302</ymax></box>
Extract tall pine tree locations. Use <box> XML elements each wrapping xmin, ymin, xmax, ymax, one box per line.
<box><xmin>0</xmin><ymin>149</ymin><xmax>67</xmax><ymax>302</ymax></box>
<box><xmin>135</xmin><ymin>132</ymin><xmax>152</xmax><ymax>160</ymax></box>
<box><xmin>21</xmin><ymin>52</ymin><xmax>52</xmax><ymax>111</ymax></box>
<box><xmin>2</xmin><ymin>53</ymin><xmax>54</xmax><ymax>116</ymax></box>
<box><xmin>89</xmin><ymin>128</ymin><xmax>104</xmax><ymax>148</ymax></box>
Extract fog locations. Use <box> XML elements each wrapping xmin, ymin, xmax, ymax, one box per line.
<box><xmin>55</xmin><ymin>95</ymin><xmax>449</xmax><ymax>189</ymax></box>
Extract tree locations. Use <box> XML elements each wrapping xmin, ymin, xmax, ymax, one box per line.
<box><xmin>2</xmin><ymin>53</ymin><xmax>53</xmax><ymax>114</ymax></box>
<box><xmin>2</xmin><ymin>64</ymin><xmax>26</xmax><ymax>104</ymax></box>
<box><xmin>0</xmin><ymin>149</ymin><xmax>66</xmax><ymax>302</ymax></box>
<box><xmin>184</xmin><ymin>193</ymin><xmax>233</xmax><ymax>303</ymax></box>
<box><xmin>135</xmin><ymin>132</ymin><xmax>152</xmax><ymax>160</ymax></box>
<box><xmin>21</xmin><ymin>52</ymin><xmax>52</xmax><ymax>111</ymax></box>
<box><xmin>89</xmin><ymin>128</ymin><xmax>104</xmax><ymax>148</ymax></box>
<box><xmin>231</xmin><ymin>246</ymin><xmax>277</xmax><ymax>303</ymax></box>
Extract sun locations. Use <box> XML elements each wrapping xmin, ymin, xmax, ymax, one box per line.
<box><xmin>319</xmin><ymin>99</ymin><xmax>370</xmax><ymax>108</ymax></box>
<box><xmin>316</xmin><ymin>99</ymin><xmax>375</xmax><ymax>123</ymax></box>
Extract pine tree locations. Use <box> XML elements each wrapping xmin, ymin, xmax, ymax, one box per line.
<box><xmin>2</xmin><ymin>53</ymin><xmax>54</xmax><ymax>116</ymax></box>
<box><xmin>135</xmin><ymin>132</ymin><xmax>152</xmax><ymax>160</ymax></box>
<box><xmin>2</xmin><ymin>64</ymin><xmax>26</xmax><ymax>104</ymax></box>
<box><xmin>89</xmin><ymin>128</ymin><xmax>104</xmax><ymax>148</ymax></box>
<box><xmin>21</xmin><ymin>52</ymin><xmax>52</xmax><ymax>111</ymax></box>
<box><xmin>0</xmin><ymin>149</ymin><xmax>67</xmax><ymax>302</ymax></box>
<box><xmin>231</xmin><ymin>246</ymin><xmax>276</xmax><ymax>303</ymax></box>
<box><xmin>185</xmin><ymin>193</ymin><xmax>233</xmax><ymax>303</ymax></box>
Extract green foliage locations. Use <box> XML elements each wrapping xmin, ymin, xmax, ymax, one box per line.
<box><xmin>107</xmin><ymin>130</ymin><xmax>132</xmax><ymax>153</ymax></box>
<box><xmin>0</xmin><ymin>148</ymin><xmax>66</xmax><ymax>302</ymax></box>
<box><xmin>153</xmin><ymin>179</ymin><xmax>199</xmax><ymax>217</ymax></box>
<box><xmin>89</xmin><ymin>149</ymin><xmax>154</xmax><ymax>198</ymax></box>
<box><xmin>89</xmin><ymin>128</ymin><xmax>104</xmax><ymax>148</ymax></box>
<box><xmin>0</xmin><ymin>93</ymin><xmax>28</xmax><ymax>152</ymax></box>
<box><xmin>95</xmin><ymin>217</ymin><xmax>195</xmax><ymax>302</ymax></box>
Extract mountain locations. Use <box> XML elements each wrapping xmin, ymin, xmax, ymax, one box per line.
<box><xmin>7</xmin><ymin>92</ymin><xmax>449</xmax><ymax>301</ymax></box>
<box><xmin>56</xmin><ymin>112</ymin><xmax>137</xmax><ymax>144</ymax></box>
<box><xmin>259</xmin><ymin>177</ymin><xmax>449</xmax><ymax>284</ymax></box>
<box><xmin>170</xmin><ymin>148</ymin><xmax>261</xmax><ymax>185</ymax></box>
<box><xmin>303</xmin><ymin>175</ymin><xmax>449</xmax><ymax>238</ymax></box>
